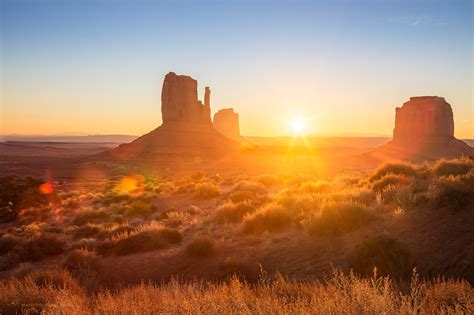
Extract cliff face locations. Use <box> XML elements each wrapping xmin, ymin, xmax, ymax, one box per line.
<box><xmin>213</xmin><ymin>108</ymin><xmax>241</xmax><ymax>140</ymax></box>
<box><xmin>161</xmin><ymin>72</ymin><xmax>211</xmax><ymax>125</ymax></box>
<box><xmin>369</xmin><ymin>96</ymin><xmax>474</xmax><ymax>161</ymax></box>
<box><xmin>393</xmin><ymin>96</ymin><xmax>454</xmax><ymax>145</ymax></box>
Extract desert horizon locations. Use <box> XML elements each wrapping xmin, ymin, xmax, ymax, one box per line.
<box><xmin>1</xmin><ymin>0</ymin><xmax>473</xmax><ymax>314</ymax></box>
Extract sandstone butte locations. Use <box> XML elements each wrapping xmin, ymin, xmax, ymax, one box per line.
<box><xmin>213</xmin><ymin>108</ymin><xmax>241</xmax><ymax>141</ymax></box>
<box><xmin>99</xmin><ymin>72</ymin><xmax>241</xmax><ymax>160</ymax></box>
<box><xmin>370</xmin><ymin>96</ymin><xmax>474</xmax><ymax>161</ymax></box>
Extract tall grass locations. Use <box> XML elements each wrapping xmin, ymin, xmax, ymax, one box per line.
<box><xmin>0</xmin><ymin>269</ymin><xmax>471</xmax><ymax>314</ymax></box>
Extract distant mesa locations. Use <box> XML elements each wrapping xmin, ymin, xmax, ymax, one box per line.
<box><xmin>98</xmin><ymin>72</ymin><xmax>240</xmax><ymax>160</ymax></box>
<box><xmin>213</xmin><ymin>108</ymin><xmax>241</xmax><ymax>141</ymax></box>
<box><xmin>370</xmin><ymin>96</ymin><xmax>474</xmax><ymax>161</ymax></box>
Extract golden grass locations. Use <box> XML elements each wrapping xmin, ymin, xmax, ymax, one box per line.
<box><xmin>0</xmin><ymin>269</ymin><xmax>472</xmax><ymax>314</ymax></box>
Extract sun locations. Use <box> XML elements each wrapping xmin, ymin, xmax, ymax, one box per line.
<box><xmin>291</xmin><ymin>118</ymin><xmax>306</xmax><ymax>135</ymax></box>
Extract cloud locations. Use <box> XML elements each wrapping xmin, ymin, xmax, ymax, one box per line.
<box><xmin>388</xmin><ymin>14</ymin><xmax>447</xmax><ymax>27</ymax></box>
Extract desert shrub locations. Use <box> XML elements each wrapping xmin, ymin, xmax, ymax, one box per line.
<box><xmin>72</xmin><ymin>223</ymin><xmax>109</xmax><ymax>240</ymax></box>
<box><xmin>70</xmin><ymin>238</ymin><xmax>98</xmax><ymax>251</ymax></box>
<box><xmin>0</xmin><ymin>175</ymin><xmax>48</xmax><ymax>223</ymax></box>
<box><xmin>229</xmin><ymin>190</ymin><xmax>258</xmax><ymax>203</ymax></box>
<box><xmin>215</xmin><ymin>200</ymin><xmax>254</xmax><ymax>223</ymax></box>
<box><xmin>185</xmin><ymin>237</ymin><xmax>215</xmax><ymax>258</ymax></box>
<box><xmin>0</xmin><ymin>269</ymin><xmax>84</xmax><ymax>314</ymax></box>
<box><xmin>243</xmin><ymin>203</ymin><xmax>293</xmax><ymax>234</ymax></box>
<box><xmin>126</xmin><ymin>199</ymin><xmax>156</xmax><ymax>217</ymax></box>
<box><xmin>432</xmin><ymin>158</ymin><xmax>473</xmax><ymax>177</ymax></box>
<box><xmin>64</xmin><ymin>249</ymin><xmax>102</xmax><ymax>274</ymax></box>
<box><xmin>428</xmin><ymin>175</ymin><xmax>474</xmax><ymax>211</ymax></box>
<box><xmin>164</xmin><ymin>211</ymin><xmax>189</xmax><ymax>227</ymax></box>
<box><xmin>13</xmin><ymin>234</ymin><xmax>65</xmax><ymax>262</ymax></box>
<box><xmin>349</xmin><ymin>235</ymin><xmax>412</xmax><ymax>280</ymax></box>
<box><xmin>370</xmin><ymin>162</ymin><xmax>417</xmax><ymax>181</ymax></box>
<box><xmin>232</xmin><ymin>180</ymin><xmax>267</xmax><ymax>194</ymax></box>
<box><xmin>114</xmin><ymin>226</ymin><xmax>182</xmax><ymax>256</ymax></box>
<box><xmin>255</xmin><ymin>174</ymin><xmax>278</xmax><ymax>187</ymax></box>
<box><xmin>73</xmin><ymin>209</ymin><xmax>109</xmax><ymax>226</ymax></box>
<box><xmin>372</xmin><ymin>174</ymin><xmax>411</xmax><ymax>193</ymax></box>
<box><xmin>0</xmin><ymin>234</ymin><xmax>19</xmax><ymax>255</ymax></box>
<box><xmin>305</xmin><ymin>202</ymin><xmax>375</xmax><ymax>236</ymax></box>
<box><xmin>299</xmin><ymin>181</ymin><xmax>331</xmax><ymax>194</ymax></box>
<box><xmin>194</xmin><ymin>181</ymin><xmax>220</xmax><ymax>199</ymax></box>
<box><xmin>275</xmin><ymin>192</ymin><xmax>320</xmax><ymax>216</ymax></box>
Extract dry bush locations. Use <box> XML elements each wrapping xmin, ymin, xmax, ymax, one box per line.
<box><xmin>372</xmin><ymin>174</ymin><xmax>412</xmax><ymax>193</ymax></box>
<box><xmin>255</xmin><ymin>174</ymin><xmax>279</xmax><ymax>187</ymax></box>
<box><xmin>12</xmin><ymin>233</ymin><xmax>65</xmax><ymax>262</ymax></box>
<box><xmin>299</xmin><ymin>180</ymin><xmax>331</xmax><ymax>194</ymax></box>
<box><xmin>194</xmin><ymin>181</ymin><xmax>220</xmax><ymax>199</ymax></box>
<box><xmin>185</xmin><ymin>236</ymin><xmax>215</xmax><ymax>258</ymax></box>
<box><xmin>428</xmin><ymin>173</ymin><xmax>474</xmax><ymax>210</ymax></box>
<box><xmin>371</xmin><ymin>161</ymin><xmax>417</xmax><ymax>181</ymax></box>
<box><xmin>126</xmin><ymin>199</ymin><xmax>156</xmax><ymax>217</ymax></box>
<box><xmin>0</xmin><ymin>270</ymin><xmax>85</xmax><ymax>314</ymax></box>
<box><xmin>305</xmin><ymin>202</ymin><xmax>375</xmax><ymax>236</ymax></box>
<box><xmin>243</xmin><ymin>203</ymin><xmax>293</xmax><ymax>234</ymax></box>
<box><xmin>114</xmin><ymin>224</ymin><xmax>182</xmax><ymax>256</ymax></box>
<box><xmin>72</xmin><ymin>223</ymin><xmax>109</xmax><ymax>240</ymax></box>
<box><xmin>432</xmin><ymin>158</ymin><xmax>473</xmax><ymax>177</ymax></box>
<box><xmin>232</xmin><ymin>180</ymin><xmax>267</xmax><ymax>194</ymax></box>
<box><xmin>73</xmin><ymin>209</ymin><xmax>109</xmax><ymax>225</ymax></box>
<box><xmin>349</xmin><ymin>235</ymin><xmax>412</xmax><ymax>280</ymax></box>
<box><xmin>215</xmin><ymin>200</ymin><xmax>254</xmax><ymax>223</ymax></box>
<box><xmin>164</xmin><ymin>211</ymin><xmax>190</xmax><ymax>227</ymax></box>
<box><xmin>64</xmin><ymin>249</ymin><xmax>102</xmax><ymax>275</ymax></box>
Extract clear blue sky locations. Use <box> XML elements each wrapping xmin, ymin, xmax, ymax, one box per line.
<box><xmin>1</xmin><ymin>0</ymin><xmax>472</xmax><ymax>137</ymax></box>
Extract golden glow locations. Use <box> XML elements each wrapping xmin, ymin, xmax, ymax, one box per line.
<box><xmin>115</xmin><ymin>174</ymin><xmax>145</xmax><ymax>196</ymax></box>
<box><xmin>291</xmin><ymin>118</ymin><xmax>306</xmax><ymax>136</ymax></box>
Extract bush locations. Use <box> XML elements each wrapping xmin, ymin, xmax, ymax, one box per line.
<box><xmin>28</xmin><ymin>268</ymin><xmax>81</xmax><ymax>292</ymax></box>
<box><xmin>0</xmin><ymin>175</ymin><xmax>48</xmax><ymax>223</ymax></box>
<box><xmin>370</xmin><ymin>162</ymin><xmax>417</xmax><ymax>181</ymax></box>
<box><xmin>73</xmin><ymin>210</ymin><xmax>109</xmax><ymax>226</ymax></box>
<box><xmin>215</xmin><ymin>200</ymin><xmax>254</xmax><ymax>223</ymax></box>
<box><xmin>185</xmin><ymin>237</ymin><xmax>215</xmax><ymax>258</ymax></box>
<box><xmin>349</xmin><ymin>235</ymin><xmax>412</xmax><ymax>280</ymax></box>
<box><xmin>305</xmin><ymin>202</ymin><xmax>375</xmax><ymax>236</ymax></box>
<box><xmin>126</xmin><ymin>199</ymin><xmax>155</xmax><ymax>217</ymax></box>
<box><xmin>255</xmin><ymin>174</ymin><xmax>278</xmax><ymax>187</ymax></box>
<box><xmin>243</xmin><ymin>203</ymin><xmax>293</xmax><ymax>234</ymax></box>
<box><xmin>433</xmin><ymin>158</ymin><xmax>473</xmax><ymax>177</ymax></box>
<box><xmin>72</xmin><ymin>224</ymin><xmax>109</xmax><ymax>240</ymax></box>
<box><xmin>371</xmin><ymin>174</ymin><xmax>411</xmax><ymax>193</ymax></box>
<box><xmin>428</xmin><ymin>175</ymin><xmax>474</xmax><ymax>211</ymax></box>
<box><xmin>64</xmin><ymin>249</ymin><xmax>102</xmax><ymax>274</ymax></box>
<box><xmin>194</xmin><ymin>181</ymin><xmax>220</xmax><ymax>199</ymax></box>
<box><xmin>229</xmin><ymin>190</ymin><xmax>258</xmax><ymax>203</ymax></box>
<box><xmin>13</xmin><ymin>234</ymin><xmax>65</xmax><ymax>262</ymax></box>
<box><xmin>232</xmin><ymin>180</ymin><xmax>267</xmax><ymax>194</ymax></box>
<box><xmin>114</xmin><ymin>227</ymin><xmax>182</xmax><ymax>256</ymax></box>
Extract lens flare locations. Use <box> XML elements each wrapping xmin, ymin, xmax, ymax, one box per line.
<box><xmin>115</xmin><ymin>174</ymin><xmax>145</xmax><ymax>196</ymax></box>
<box><xmin>39</xmin><ymin>182</ymin><xmax>54</xmax><ymax>194</ymax></box>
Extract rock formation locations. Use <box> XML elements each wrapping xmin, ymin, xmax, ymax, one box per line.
<box><xmin>98</xmin><ymin>72</ymin><xmax>240</xmax><ymax>160</ymax></box>
<box><xmin>369</xmin><ymin>96</ymin><xmax>474</xmax><ymax>161</ymax></box>
<box><xmin>393</xmin><ymin>96</ymin><xmax>454</xmax><ymax>145</ymax></box>
<box><xmin>161</xmin><ymin>72</ymin><xmax>211</xmax><ymax>125</ymax></box>
<box><xmin>213</xmin><ymin>108</ymin><xmax>241</xmax><ymax>141</ymax></box>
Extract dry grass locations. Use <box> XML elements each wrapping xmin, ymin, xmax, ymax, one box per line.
<box><xmin>0</xmin><ymin>269</ymin><xmax>471</xmax><ymax>314</ymax></box>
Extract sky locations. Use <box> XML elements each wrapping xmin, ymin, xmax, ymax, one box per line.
<box><xmin>1</xmin><ymin>0</ymin><xmax>473</xmax><ymax>138</ymax></box>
